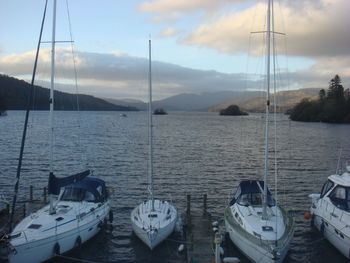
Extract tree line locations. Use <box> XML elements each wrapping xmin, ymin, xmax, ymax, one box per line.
<box><xmin>290</xmin><ymin>75</ymin><xmax>350</xmax><ymax>123</ymax></box>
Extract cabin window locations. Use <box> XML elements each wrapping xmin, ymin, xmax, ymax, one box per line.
<box><xmin>329</xmin><ymin>186</ymin><xmax>350</xmax><ymax>212</ymax></box>
<box><xmin>320</xmin><ymin>180</ymin><xmax>334</xmax><ymax>197</ymax></box>
<box><xmin>60</xmin><ymin>188</ymin><xmax>85</xmax><ymax>201</ymax></box>
<box><xmin>237</xmin><ymin>192</ymin><xmax>275</xmax><ymax>206</ymax></box>
<box><xmin>84</xmin><ymin>191</ymin><xmax>95</xmax><ymax>202</ymax></box>
<box><xmin>262</xmin><ymin>226</ymin><xmax>273</xmax><ymax>231</ymax></box>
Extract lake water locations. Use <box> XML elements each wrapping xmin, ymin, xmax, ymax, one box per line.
<box><xmin>1</xmin><ymin>111</ymin><xmax>350</xmax><ymax>263</ymax></box>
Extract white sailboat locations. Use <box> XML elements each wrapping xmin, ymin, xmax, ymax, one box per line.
<box><xmin>4</xmin><ymin>1</ymin><xmax>111</xmax><ymax>262</ymax></box>
<box><xmin>309</xmin><ymin>162</ymin><xmax>350</xmax><ymax>260</ymax></box>
<box><xmin>224</xmin><ymin>0</ymin><xmax>294</xmax><ymax>262</ymax></box>
<box><xmin>130</xmin><ymin>40</ymin><xmax>177</xmax><ymax>250</ymax></box>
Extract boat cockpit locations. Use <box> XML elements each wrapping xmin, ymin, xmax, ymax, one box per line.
<box><xmin>230</xmin><ymin>180</ymin><xmax>276</xmax><ymax>207</ymax></box>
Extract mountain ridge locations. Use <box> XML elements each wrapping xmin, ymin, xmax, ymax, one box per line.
<box><xmin>0</xmin><ymin>74</ymin><xmax>138</xmax><ymax>111</ymax></box>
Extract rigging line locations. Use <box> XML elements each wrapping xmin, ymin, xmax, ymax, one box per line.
<box><xmin>65</xmin><ymin>0</ymin><xmax>87</xmax><ymax>170</ymax></box>
<box><xmin>335</xmin><ymin>146</ymin><xmax>343</xmax><ymax>174</ymax></box>
<box><xmin>271</xmin><ymin>0</ymin><xmax>280</xmax><ymax>244</ymax></box>
<box><xmin>9</xmin><ymin>0</ymin><xmax>49</xmax><ymax>233</ymax></box>
<box><xmin>277</xmin><ymin>0</ymin><xmax>290</xmax><ymax>207</ymax></box>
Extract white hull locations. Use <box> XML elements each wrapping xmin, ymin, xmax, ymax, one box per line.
<box><xmin>225</xmin><ymin>206</ymin><xmax>294</xmax><ymax>263</ymax></box>
<box><xmin>309</xmin><ymin>166</ymin><xmax>350</xmax><ymax>260</ymax></box>
<box><xmin>131</xmin><ymin>199</ymin><xmax>177</xmax><ymax>249</ymax></box>
<box><xmin>8</xmin><ymin>200</ymin><xmax>110</xmax><ymax>263</ymax></box>
<box><xmin>313</xmin><ymin>214</ymin><xmax>350</xmax><ymax>259</ymax></box>
<box><xmin>225</xmin><ymin>221</ymin><xmax>290</xmax><ymax>263</ymax></box>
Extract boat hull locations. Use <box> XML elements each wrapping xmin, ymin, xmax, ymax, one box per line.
<box><xmin>131</xmin><ymin>200</ymin><xmax>177</xmax><ymax>249</ymax></box>
<box><xmin>131</xmin><ymin>216</ymin><xmax>176</xmax><ymax>249</ymax></box>
<box><xmin>225</xmin><ymin>207</ymin><xmax>294</xmax><ymax>263</ymax></box>
<box><xmin>7</xmin><ymin>201</ymin><xmax>110</xmax><ymax>263</ymax></box>
<box><xmin>312</xmin><ymin>214</ymin><xmax>350</xmax><ymax>259</ymax></box>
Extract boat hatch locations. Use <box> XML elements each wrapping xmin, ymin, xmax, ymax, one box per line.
<box><xmin>262</xmin><ymin>226</ymin><xmax>273</xmax><ymax>231</ymax></box>
<box><xmin>148</xmin><ymin>214</ymin><xmax>158</xmax><ymax>218</ymax></box>
<box><xmin>28</xmin><ymin>224</ymin><xmax>42</xmax><ymax>229</ymax></box>
<box><xmin>55</xmin><ymin>217</ymin><xmax>64</xmax><ymax>221</ymax></box>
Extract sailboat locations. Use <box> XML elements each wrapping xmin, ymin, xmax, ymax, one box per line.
<box><xmin>4</xmin><ymin>1</ymin><xmax>111</xmax><ymax>262</ymax></box>
<box><xmin>309</xmin><ymin>162</ymin><xmax>350</xmax><ymax>259</ymax></box>
<box><xmin>224</xmin><ymin>0</ymin><xmax>294</xmax><ymax>262</ymax></box>
<box><xmin>130</xmin><ymin>40</ymin><xmax>178</xmax><ymax>250</ymax></box>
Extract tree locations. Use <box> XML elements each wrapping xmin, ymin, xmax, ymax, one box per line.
<box><xmin>319</xmin><ymin>89</ymin><xmax>326</xmax><ymax>101</ymax></box>
<box><xmin>327</xmin><ymin>74</ymin><xmax>344</xmax><ymax>100</ymax></box>
<box><xmin>289</xmin><ymin>74</ymin><xmax>350</xmax><ymax>123</ymax></box>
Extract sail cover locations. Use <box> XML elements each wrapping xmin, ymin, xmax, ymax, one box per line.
<box><xmin>48</xmin><ymin>170</ymin><xmax>90</xmax><ymax>195</ymax></box>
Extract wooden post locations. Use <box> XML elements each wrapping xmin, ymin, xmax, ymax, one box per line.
<box><xmin>43</xmin><ymin>187</ymin><xmax>47</xmax><ymax>203</ymax></box>
<box><xmin>203</xmin><ymin>194</ymin><xmax>207</xmax><ymax>215</ymax></box>
<box><xmin>186</xmin><ymin>194</ymin><xmax>191</xmax><ymax>216</ymax></box>
<box><xmin>29</xmin><ymin>185</ymin><xmax>33</xmax><ymax>201</ymax></box>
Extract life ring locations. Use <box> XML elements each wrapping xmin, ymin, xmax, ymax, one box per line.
<box><xmin>53</xmin><ymin>242</ymin><xmax>60</xmax><ymax>255</ymax></box>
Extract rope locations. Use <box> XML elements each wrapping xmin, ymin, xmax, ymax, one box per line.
<box><xmin>55</xmin><ymin>254</ymin><xmax>102</xmax><ymax>263</ymax></box>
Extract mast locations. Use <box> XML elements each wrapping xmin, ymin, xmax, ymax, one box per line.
<box><xmin>148</xmin><ymin>39</ymin><xmax>154</xmax><ymax>211</ymax></box>
<box><xmin>262</xmin><ymin>0</ymin><xmax>271</xmax><ymax>220</ymax></box>
<box><xmin>49</xmin><ymin>0</ymin><xmax>57</xmax><ymax>214</ymax></box>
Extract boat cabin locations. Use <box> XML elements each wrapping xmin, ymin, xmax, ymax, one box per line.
<box><xmin>230</xmin><ymin>180</ymin><xmax>275</xmax><ymax>207</ymax></box>
<box><xmin>59</xmin><ymin>178</ymin><xmax>108</xmax><ymax>203</ymax></box>
<box><xmin>321</xmin><ymin>179</ymin><xmax>350</xmax><ymax>212</ymax></box>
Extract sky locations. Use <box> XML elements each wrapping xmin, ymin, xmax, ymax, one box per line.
<box><xmin>0</xmin><ymin>0</ymin><xmax>349</xmax><ymax>101</ymax></box>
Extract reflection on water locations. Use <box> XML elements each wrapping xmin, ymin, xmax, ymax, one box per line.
<box><xmin>1</xmin><ymin>111</ymin><xmax>349</xmax><ymax>262</ymax></box>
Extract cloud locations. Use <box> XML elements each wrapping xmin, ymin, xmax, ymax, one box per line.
<box><xmin>180</xmin><ymin>0</ymin><xmax>350</xmax><ymax>58</ymax></box>
<box><xmin>137</xmin><ymin>0</ymin><xmax>244</xmax><ymax>23</ymax></box>
<box><xmin>157</xmin><ymin>27</ymin><xmax>183</xmax><ymax>38</ymax></box>
<box><xmin>0</xmin><ymin>48</ymin><xmax>248</xmax><ymax>100</ymax></box>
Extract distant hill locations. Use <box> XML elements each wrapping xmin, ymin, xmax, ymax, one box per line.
<box><xmin>0</xmin><ymin>74</ymin><xmax>138</xmax><ymax>111</ymax></box>
<box><xmin>209</xmin><ymin>88</ymin><xmax>319</xmax><ymax>113</ymax></box>
<box><xmin>104</xmin><ymin>98</ymin><xmax>147</xmax><ymax>110</ymax></box>
<box><xmin>106</xmin><ymin>91</ymin><xmax>263</xmax><ymax>111</ymax></box>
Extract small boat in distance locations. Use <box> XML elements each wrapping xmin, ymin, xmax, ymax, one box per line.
<box><xmin>130</xmin><ymin>40</ymin><xmax>177</xmax><ymax>249</ymax></box>
<box><xmin>153</xmin><ymin>108</ymin><xmax>167</xmax><ymax>115</ymax></box>
<box><xmin>4</xmin><ymin>1</ymin><xmax>111</xmax><ymax>262</ymax></box>
<box><xmin>224</xmin><ymin>0</ymin><xmax>294</xmax><ymax>262</ymax></box>
<box><xmin>309</xmin><ymin>162</ymin><xmax>350</xmax><ymax>260</ymax></box>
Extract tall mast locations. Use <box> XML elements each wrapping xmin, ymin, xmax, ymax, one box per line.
<box><xmin>262</xmin><ymin>0</ymin><xmax>271</xmax><ymax>220</ymax></box>
<box><xmin>148</xmin><ymin>39</ymin><xmax>154</xmax><ymax>211</ymax></box>
<box><xmin>49</xmin><ymin>0</ymin><xmax>57</xmax><ymax>214</ymax></box>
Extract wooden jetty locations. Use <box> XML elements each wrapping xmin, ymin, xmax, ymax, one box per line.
<box><xmin>1</xmin><ymin>188</ymin><xmax>219</xmax><ymax>263</ymax></box>
<box><xmin>186</xmin><ymin>194</ymin><xmax>215</xmax><ymax>263</ymax></box>
<box><xmin>0</xmin><ymin>185</ymin><xmax>47</xmax><ymax>235</ymax></box>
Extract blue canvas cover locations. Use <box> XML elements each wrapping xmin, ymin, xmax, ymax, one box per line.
<box><xmin>48</xmin><ymin>170</ymin><xmax>90</xmax><ymax>195</ymax></box>
<box><xmin>239</xmin><ymin>180</ymin><xmax>265</xmax><ymax>194</ymax></box>
<box><xmin>67</xmin><ymin>177</ymin><xmax>108</xmax><ymax>201</ymax></box>
<box><xmin>230</xmin><ymin>180</ymin><xmax>275</xmax><ymax>206</ymax></box>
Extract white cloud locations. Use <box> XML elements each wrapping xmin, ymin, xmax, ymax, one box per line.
<box><xmin>180</xmin><ymin>0</ymin><xmax>350</xmax><ymax>58</ymax></box>
<box><xmin>157</xmin><ymin>27</ymin><xmax>183</xmax><ymax>38</ymax></box>
<box><xmin>0</xmin><ymin>48</ymin><xmax>248</xmax><ymax>100</ymax></box>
